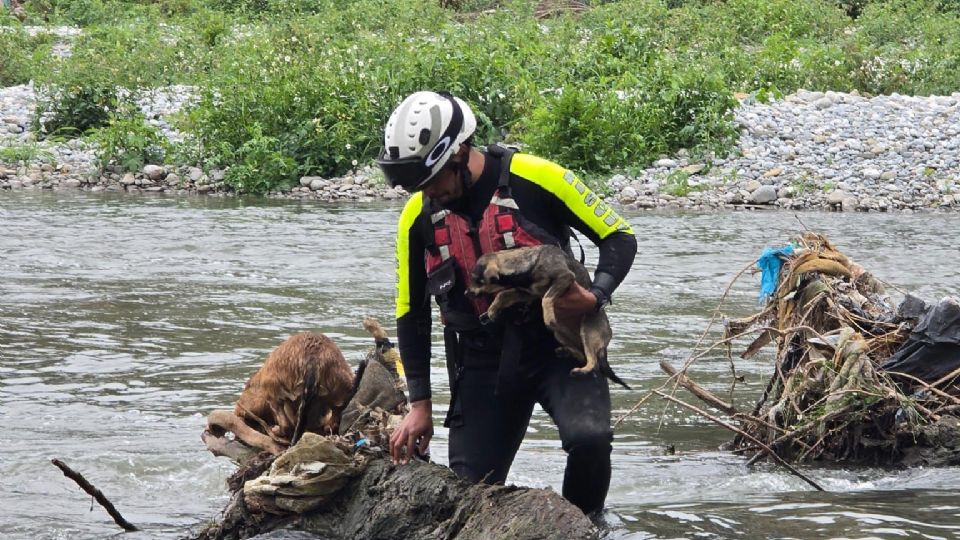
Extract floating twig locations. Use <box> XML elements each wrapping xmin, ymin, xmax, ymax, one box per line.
<box><xmin>51</xmin><ymin>458</ymin><xmax>139</xmax><ymax>532</ymax></box>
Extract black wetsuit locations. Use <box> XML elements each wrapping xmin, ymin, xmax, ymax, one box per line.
<box><xmin>393</xmin><ymin>148</ymin><xmax>637</xmax><ymax>514</ymax></box>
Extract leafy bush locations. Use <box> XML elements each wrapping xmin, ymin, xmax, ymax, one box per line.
<box><xmin>24</xmin><ymin>0</ymin><xmax>117</xmax><ymax>25</ymax></box>
<box><xmin>89</xmin><ymin>105</ymin><xmax>169</xmax><ymax>171</ymax></box>
<box><xmin>217</xmin><ymin>124</ymin><xmax>296</xmax><ymax>193</ymax></box>
<box><xmin>33</xmin><ymin>84</ymin><xmax>119</xmax><ymax>139</ymax></box>
<box><xmin>0</xmin><ymin>27</ymin><xmax>54</xmax><ymax>86</ymax></box>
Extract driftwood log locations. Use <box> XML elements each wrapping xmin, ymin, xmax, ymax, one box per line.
<box><xmin>191</xmin><ymin>319</ymin><xmax>597</xmax><ymax>540</ymax></box>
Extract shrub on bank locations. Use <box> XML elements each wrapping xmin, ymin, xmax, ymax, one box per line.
<box><xmin>9</xmin><ymin>0</ymin><xmax>960</xmax><ymax>194</ymax></box>
<box><xmin>182</xmin><ymin>0</ymin><xmax>742</xmax><ymax>192</ymax></box>
<box><xmin>0</xmin><ymin>26</ymin><xmax>55</xmax><ymax>87</ymax></box>
<box><xmin>90</xmin><ymin>104</ymin><xmax>170</xmax><ymax>171</ymax></box>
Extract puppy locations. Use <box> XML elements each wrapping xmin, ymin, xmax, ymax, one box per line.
<box><xmin>234</xmin><ymin>331</ymin><xmax>355</xmax><ymax>448</ymax></box>
<box><xmin>469</xmin><ymin>245</ymin><xmax>630</xmax><ymax>389</ymax></box>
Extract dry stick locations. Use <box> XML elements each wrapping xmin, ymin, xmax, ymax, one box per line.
<box><xmin>654</xmin><ymin>391</ymin><xmax>825</xmax><ymax>492</ymax></box>
<box><xmin>621</xmin><ymin>323</ymin><xmax>831</xmax><ymax>430</ymax></box>
<box><xmin>932</xmin><ymin>366</ymin><xmax>960</xmax><ymax>389</ymax></box>
<box><xmin>652</xmin><ymin>260</ymin><xmax>758</xmax><ymax>433</ymax></box>
<box><xmin>613</xmin><ymin>389</ymin><xmax>657</xmax><ymax>429</ymax></box>
<box><xmin>51</xmin><ymin>458</ymin><xmax>138</xmax><ymax>532</ymax></box>
<box><xmin>887</xmin><ymin>371</ymin><xmax>960</xmax><ymax>407</ymax></box>
<box><xmin>660</xmin><ymin>360</ymin><xmax>736</xmax><ymax>415</ymax></box>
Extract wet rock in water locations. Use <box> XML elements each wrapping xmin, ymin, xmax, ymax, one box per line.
<box><xmin>191</xmin><ymin>319</ymin><xmax>597</xmax><ymax>540</ymax></box>
<box><xmin>143</xmin><ymin>165</ymin><xmax>166</xmax><ymax>181</ymax></box>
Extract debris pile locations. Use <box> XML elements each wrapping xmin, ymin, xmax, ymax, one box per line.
<box><xmin>720</xmin><ymin>232</ymin><xmax>960</xmax><ymax>466</ymax></box>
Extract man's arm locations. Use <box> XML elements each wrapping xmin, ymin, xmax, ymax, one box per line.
<box><xmin>510</xmin><ymin>154</ymin><xmax>637</xmax><ymax>302</ymax></box>
<box><xmin>395</xmin><ymin>193</ymin><xmax>433</xmax><ymax>402</ymax></box>
<box><xmin>392</xmin><ymin>194</ymin><xmax>436</xmax><ymax>463</ymax></box>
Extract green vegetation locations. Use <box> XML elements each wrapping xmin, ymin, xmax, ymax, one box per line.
<box><xmin>661</xmin><ymin>170</ymin><xmax>707</xmax><ymax>197</ymax></box>
<box><xmin>0</xmin><ymin>136</ymin><xmax>54</xmax><ymax>169</ymax></box>
<box><xmin>4</xmin><ymin>0</ymin><xmax>959</xmax><ymax>193</ymax></box>
<box><xmin>89</xmin><ymin>105</ymin><xmax>170</xmax><ymax>171</ymax></box>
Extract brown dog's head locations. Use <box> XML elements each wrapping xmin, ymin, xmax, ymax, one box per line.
<box><xmin>468</xmin><ymin>253</ymin><xmax>505</xmax><ymax>296</ymax></box>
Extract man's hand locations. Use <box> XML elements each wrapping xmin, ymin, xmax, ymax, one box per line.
<box><xmin>389</xmin><ymin>399</ymin><xmax>434</xmax><ymax>464</ymax></box>
<box><xmin>552</xmin><ymin>281</ymin><xmax>597</xmax><ymax>321</ymax></box>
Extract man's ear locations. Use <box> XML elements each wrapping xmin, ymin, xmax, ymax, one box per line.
<box><xmin>452</xmin><ymin>143</ymin><xmax>470</xmax><ymax>162</ymax></box>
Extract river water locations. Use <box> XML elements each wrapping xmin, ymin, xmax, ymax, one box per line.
<box><xmin>2</xmin><ymin>191</ymin><xmax>959</xmax><ymax>539</ymax></box>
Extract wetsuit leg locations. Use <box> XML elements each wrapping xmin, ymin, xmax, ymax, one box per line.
<box><xmin>536</xmin><ymin>362</ymin><xmax>612</xmax><ymax>515</ymax></box>
<box><xmin>447</xmin><ymin>366</ymin><xmax>536</xmax><ymax>484</ymax></box>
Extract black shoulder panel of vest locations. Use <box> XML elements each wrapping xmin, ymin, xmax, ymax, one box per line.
<box><xmin>485</xmin><ymin>143</ymin><xmax>516</xmax><ymax>188</ymax></box>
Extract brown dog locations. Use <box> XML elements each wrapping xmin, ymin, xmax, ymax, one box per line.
<box><xmin>234</xmin><ymin>331</ymin><xmax>355</xmax><ymax>448</ymax></box>
<box><xmin>469</xmin><ymin>245</ymin><xmax>630</xmax><ymax>389</ymax></box>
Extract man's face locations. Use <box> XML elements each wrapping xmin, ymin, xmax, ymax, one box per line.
<box><xmin>420</xmin><ymin>160</ymin><xmax>464</xmax><ymax>206</ymax></box>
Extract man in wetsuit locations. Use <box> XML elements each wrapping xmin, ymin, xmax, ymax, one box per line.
<box><xmin>378</xmin><ymin>91</ymin><xmax>637</xmax><ymax>516</ymax></box>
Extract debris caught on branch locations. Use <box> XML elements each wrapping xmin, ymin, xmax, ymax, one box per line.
<box><xmin>623</xmin><ymin>232</ymin><xmax>960</xmax><ymax>472</ymax></box>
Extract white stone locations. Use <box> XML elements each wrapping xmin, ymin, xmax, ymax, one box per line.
<box><xmin>750</xmin><ymin>185</ymin><xmax>778</xmax><ymax>204</ymax></box>
<box><xmin>827</xmin><ymin>190</ymin><xmax>848</xmax><ymax>204</ymax></box>
<box><xmin>654</xmin><ymin>158</ymin><xmax>677</xmax><ymax>168</ymax></box>
<box><xmin>143</xmin><ymin>164</ymin><xmax>166</xmax><ymax>181</ymax></box>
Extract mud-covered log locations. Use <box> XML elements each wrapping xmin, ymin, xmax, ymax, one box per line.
<box><xmin>191</xmin><ymin>319</ymin><xmax>597</xmax><ymax>540</ymax></box>
<box><xmin>189</xmin><ymin>450</ymin><xmax>596</xmax><ymax>540</ymax></box>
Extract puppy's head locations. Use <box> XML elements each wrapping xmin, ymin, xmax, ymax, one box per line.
<box><xmin>468</xmin><ymin>254</ymin><xmax>504</xmax><ymax>296</ymax></box>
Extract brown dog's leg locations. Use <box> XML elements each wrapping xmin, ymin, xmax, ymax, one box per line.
<box><xmin>572</xmin><ymin>313</ymin><xmax>606</xmax><ymax>375</ymax></box>
<box><xmin>486</xmin><ymin>288</ymin><xmax>536</xmax><ymax>321</ymax></box>
<box><xmin>207</xmin><ymin>409</ymin><xmax>286</xmax><ymax>455</ymax></box>
<box><xmin>540</xmin><ymin>270</ymin><xmax>576</xmax><ymax>329</ymax></box>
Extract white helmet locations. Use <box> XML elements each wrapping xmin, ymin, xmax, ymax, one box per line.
<box><xmin>377</xmin><ymin>91</ymin><xmax>477</xmax><ymax>192</ymax></box>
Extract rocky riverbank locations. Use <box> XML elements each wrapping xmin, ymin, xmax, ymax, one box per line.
<box><xmin>1</xmin><ymin>80</ymin><xmax>958</xmax><ymax>211</ymax></box>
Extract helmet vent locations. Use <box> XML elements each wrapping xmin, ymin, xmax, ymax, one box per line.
<box><xmin>418</xmin><ymin>128</ymin><xmax>431</xmax><ymax>145</ymax></box>
<box><xmin>388</xmin><ymin>146</ymin><xmax>399</xmax><ymax>159</ymax></box>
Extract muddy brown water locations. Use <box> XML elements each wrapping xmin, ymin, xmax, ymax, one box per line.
<box><xmin>2</xmin><ymin>191</ymin><xmax>959</xmax><ymax>539</ymax></box>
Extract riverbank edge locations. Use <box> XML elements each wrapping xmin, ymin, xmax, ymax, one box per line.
<box><xmin>1</xmin><ymin>161</ymin><xmax>957</xmax><ymax>214</ymax></box>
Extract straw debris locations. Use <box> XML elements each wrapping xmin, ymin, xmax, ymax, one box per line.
<box><xmin>660</xmin><ymin>232</ymin><xmax>960</xmax><ymax>468</ymax></box>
